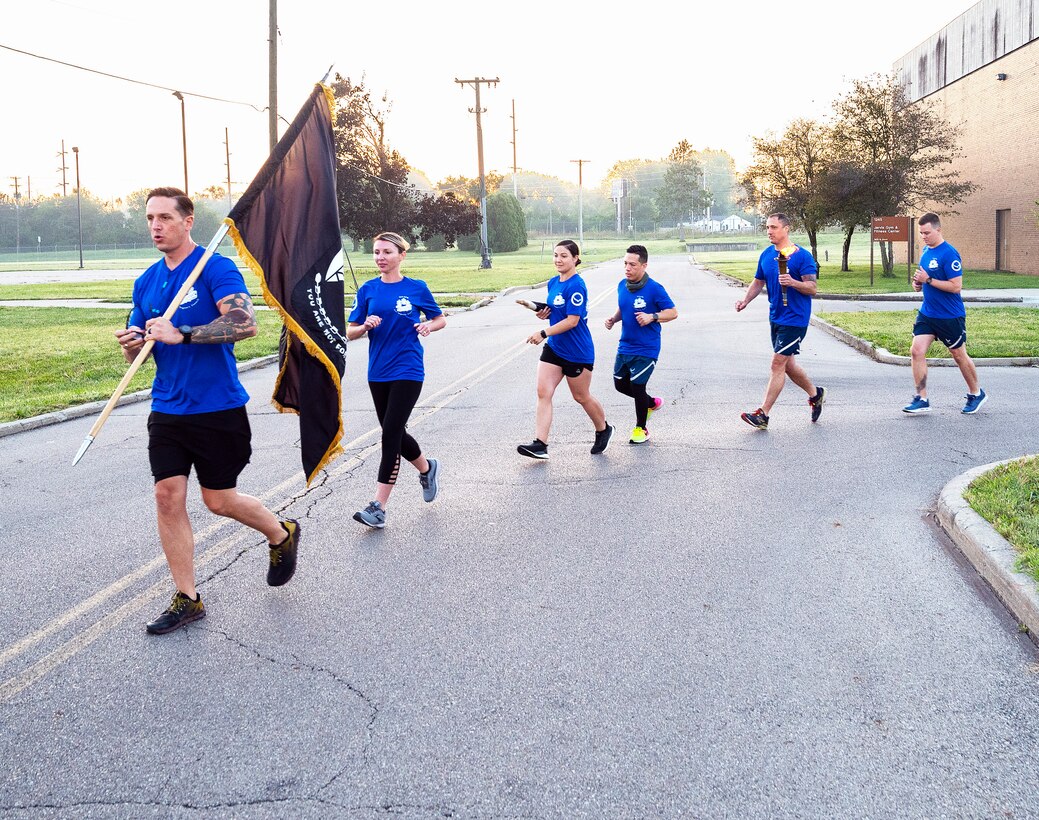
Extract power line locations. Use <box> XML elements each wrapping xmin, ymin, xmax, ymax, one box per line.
<box><xmin>0</xmin><ymin>41</ymin><xmax>268</xmax><ymax>110</ymax></box>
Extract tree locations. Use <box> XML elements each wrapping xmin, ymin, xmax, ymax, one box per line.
<box><xmin>486</xmin><ymin>191</ymin><xmax>527</xmax><ymax>253</ymax></box>
<box><xmin>331</xmin><ymin>74</ymin><xmax>417</xmax><ymax>249</ymax></box>
<box><xmin>654</xmin><ymin>140</ymin><xmax>707</xmax><ymax>227</ymax></box>
<box><xmin>413</xmin><ymin>191</ymin><xmax>480</xmax><ymax>249</ymax></box>
<box><xmin>828</xmin><ymin>73</ymin><xmax>978</xmax><ymax>274</ymax></box>
<box><xmin>740</xmin><ymin>119</ymin><xmax>833</xmax><ymax>263</ymax></box>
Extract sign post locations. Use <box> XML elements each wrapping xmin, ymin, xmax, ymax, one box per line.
<box><xmin>870</xmin><ymin>216</ymin><xmax>914</xmax><ymax>287</ymax></box>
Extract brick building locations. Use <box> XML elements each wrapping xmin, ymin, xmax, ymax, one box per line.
<box><xmin>894</xmin><ymin>0</ymin><xmax>1039</xmax><ymax>275</ymax></box>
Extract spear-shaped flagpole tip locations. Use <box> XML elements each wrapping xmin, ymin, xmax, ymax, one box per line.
<box><xmin>320</xmin><ymin>64</ymin><xmax>335</xmax><ymax>85</ymax></box>
<box><xmin>71</xmin><ymin>435</ymin><xmax>94</xmax><ymax>466</ymax></box>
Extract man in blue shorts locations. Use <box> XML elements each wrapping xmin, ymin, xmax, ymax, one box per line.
<box><xmin>735</xmin><ymin>212</ymin><xmax>825</xmax><ymax>430</ymax></box>
<box><xmin>114</xmin><ymin>187</ymin><xmax>301</xmax><ymax>635</ymax></box>
<box><xmin>604</xmin><ymin>244</ymin><xmax>678</xmax><ymax>443</ymax></box>
<box><xmin>902</xmin><ymin>212</ymin><xmax>986</xmax><ymax>415</ymax></box>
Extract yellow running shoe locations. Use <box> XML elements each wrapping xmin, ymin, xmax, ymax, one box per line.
<box><xmin>629</xmin><ymin>426</ymin><xmax>649</xmax><ymax>444</ymax></box>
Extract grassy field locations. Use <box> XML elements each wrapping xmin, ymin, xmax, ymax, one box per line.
<box><xmin>815</xmin><ymin>307</ymin><xmax>1039</xmax><ymax>358</ymax></box>
<box><xmin>0</xmin><ymin>307</ymin><xmax>282</xmax><ymax>422</ymax></box>
<box><xmin>965</xmin><ymin>457</ymin><xmax>1039</xmax><ymax>586</ymax></box>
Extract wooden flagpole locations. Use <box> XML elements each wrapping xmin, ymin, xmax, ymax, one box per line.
<box><xmin>71</xmin><ymin>222</ymin><xmax>230</xmax><ymax>466</ymax></box>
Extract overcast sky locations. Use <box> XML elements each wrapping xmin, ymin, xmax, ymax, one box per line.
<box><xmin>0</xmin><ymin>0</ymin><xmax>978</xmax><ymax>202</ymax></box>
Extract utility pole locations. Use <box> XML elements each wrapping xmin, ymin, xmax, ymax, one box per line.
<box><xmin>72</xmin><ymin>147</ymin><xmax>83</xmax><ymax>270</ymax></box>
<box><xmin>10</xmin><ymin>177</ymin><xmax>21</xmax><ymax>255</ymax></box>
<box><xmin>455</xmin><ymin>76</ymin><xmax>499</xmax><ymax>270</ymax></box>
<box><xmin>224</xmin><ymin>127</ymin><xmax>233</xmax><ymax>207</ymax></box>
<box><xmin>570</xmin><ymin>159</ymin><xmax>590</xmax><ymax>246</ymax></box>
<box><xmin>510</xmin><ymin>98</ymin><xmax>518</xmax><ymax>198</ymax></box>
<box><xmin>58</xmin><ymin>140</ymin><xmax>68</xmax><ymax>196</ymax></box>
<box><xmin>269</xmin><ymin>0</ymin><xmax>278</xmax><ymax>152</ymax></box>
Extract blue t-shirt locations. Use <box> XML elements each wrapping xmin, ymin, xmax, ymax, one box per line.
<box><xmin>545</xmin><ymin>273</ymin><xmax>595</xmax><ymax>364</ymax></box>
<box><xmin>348</xmin><ymin>276</ymin><xmax>443</xmax><ymax>382</ymax></box>
<box><xmin>919</xmin><ymin>241</ymin><xmax>965</xmax><ymax>319</ymax></box>
<box><xmin>754</xmin><ymin>245</ymin><xmax>816</xmax><ymax>327</ymax></box>
<box><xmin>128</xmin><ymin>246</ymin><xmax>249</xmax><ymax>415</ymax></box>
<box><xmin>616</xmin><ymin>278</ymin><xmax>675</xmax><ymax>359</ymax></box>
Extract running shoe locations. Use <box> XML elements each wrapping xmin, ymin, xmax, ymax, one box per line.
<box><xmin>353</xmin><ymin>500</ymin><xmax>386</xmax><ymax>528</ymax></box>
<box><xmin>517</xmin><ymin>440</ymin><xmax>549</xmax><ymax>459</ymax></box>
<box><xmin>808</xmin><ymin>386</ymin><xmax>826</xmax><ymax>423</ymax></box>
<box><xmin>902</xmin><ymin>395</ymin><xmax>931</xmax><ymax>414</ymax></box>
<box><xmin>419</xmin><ymin>458</ymin><xmax>440</xmax><ymax>502</ymax></box>
<box><xmin>591</xmin><ymin>424</ymin><xmax>614</xmax><ymax>454</ymax></box>
<box><xmin>629</xmin><ymin>426</ymin><xmax>649</xmax><ymax>444</ymax></box>
<box><xmin>267</xmin><ymin>519</ymin><xmax>300</xmax><ymax>587</ymax></box>
<box><xmin>962</xmin><ymin>389</ymin><xmax>987</xmax><ymax>414</ymax></box>
<box><xmin>647</xmin><ymin>396</ymin><xmax>663</xmax><ymax>422</ymax></box>
<box><xmin>146</xmin><ymin>591</ymin><xmax>206</xmax><ymax>635</ymax></box>
<box><xmin>740</xmin><ymin>408</ymin><xmax>769</xmax><ymax>430</ymax></box>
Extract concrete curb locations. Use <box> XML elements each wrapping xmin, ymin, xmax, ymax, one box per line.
<box><xmin>0</xmin><ymin>354</ymin><xmax>278</xmax><ymax>440</ymax></box>
<box><xmin>936</xmin><ymin>458</ymin><xmax>1039</xmax><ymax>640</ymax></box>
<box><xmin>810</xmin><ymin>315</ymin><xmax>1039</xmax><ymax>367</ymax></box>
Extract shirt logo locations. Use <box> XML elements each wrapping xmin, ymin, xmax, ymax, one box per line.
<box><xmin>570</xmin><ymin>292</ymin><xmax>585</xmax><ymax>307</ymax></box>
<box><xmin>350</xmin><ymin>295</ymin><xmax>358</xmax><ymax>309</ymax></box>
<box><xmin>180</xmin><ymin>286</ymin><xmax>199</xmax><ymax>309</ymax></box>
<box><xmin>951</xmin><ymin>260</ymin><xmax>962</xmax><ymax>272</ymax></box>
<box><xmin>553</xmin><ymin>294</ymin><xmax>565</xmax><ymax>306</ymax></box>
<box><xmin>928</xmin><ymin>259</ymin><xmax>939</xmax><ymax>270</ymax></box>
<box><xmin>395</xmin><ymin>296</ymin><xmax>413</xmax><ymax>314</ymax></box>
<box><xmin>633</xmin><ymin>296</ymin><xmax>647</xmax><ymax>310</ymax></box>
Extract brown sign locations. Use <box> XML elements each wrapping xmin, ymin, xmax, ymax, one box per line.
<box><xmin>871</xmin><ymin>216</ymin><xmax>912</xmax><ymax>242</ymax></box>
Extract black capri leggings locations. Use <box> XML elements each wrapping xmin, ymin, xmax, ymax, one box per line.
<box><xmin>369</xmin><ymin>379</ymin><xmax>424</xmax><ymax>485</ymax></box>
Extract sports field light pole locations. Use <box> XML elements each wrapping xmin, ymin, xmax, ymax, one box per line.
<box><xmin>172</xmin><ymin>91</ymin><xmax>188</xmax><ymax>193</ymax></box>
<box><xmin>72</xmin><ymin>146</ymin><xmax>83</xmax><ymax>270</ymax></box>
<box><xmin>571</xmin><ymin>159</ymin><xmax>589</xmax><ymax>246</ymax></box>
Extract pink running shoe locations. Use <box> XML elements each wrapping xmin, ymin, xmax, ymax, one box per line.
<box><xmin>647</xmin><ymin>396</ymin><xmax>663</xmax><ymax>422</ymax></box>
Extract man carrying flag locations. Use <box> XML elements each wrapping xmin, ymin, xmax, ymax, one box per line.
<box><xmin>115</xmin><ymin>188</ymin><xmax>301</xmax><ymax>636</ymax></box>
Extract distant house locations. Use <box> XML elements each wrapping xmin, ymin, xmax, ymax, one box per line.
<box><xmin>692</xmin><ymin>218</ymin><xmax>723</xmax><ymax>233</ymax></box>
<box><xmin>721</xmin><ymin>214</ymin><xmax>752</xmax><ymax>232</ymax></box>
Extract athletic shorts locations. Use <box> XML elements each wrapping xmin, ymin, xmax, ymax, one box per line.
<box><xmin>540</xmin><ymin>344</ymin><xmax>593</xmax><ymax>378</ymax></box>
<box><xmin>147</xmin><ymin>406</ymin><xmax>252</xmax><ymax>490</ymax></box>
<box><xmin>770</xmin><ymin>323</ymin><xmax>808</xmax><ymax>356</ymax></box>
<box><xmin>613</xmin><ymin>353</ymin><xmax>657</xmax><ymax>385</ymax></box>
<box><xmin>913</xmin><ymin>313</ymin><xmax>967</xmax><ymax>350</ymax></box>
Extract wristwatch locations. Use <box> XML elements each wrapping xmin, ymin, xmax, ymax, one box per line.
<box><xmin>925</xmin><ymin>277</ymin><xmax>933</xmax><ymax>285</ymax></box>
<box><xmin>653</xmin><ymin>312</ymin><xmax>660</xmax><ymax>323</ymax></box>
<box><xmin>178</xmin><ymin>324</ymin><xmax>193</xmax><ymax>344</ymax></box>
<box><xmin>540</xmin><ymin>329</ymin><xmax>548</xmax><ymax>339</ymax></box>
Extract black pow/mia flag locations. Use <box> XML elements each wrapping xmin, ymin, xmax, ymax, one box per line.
<box><xmin>225</xmin><ymin>83</ymin><xmax>346</xmax><ymax>486</ymax></box>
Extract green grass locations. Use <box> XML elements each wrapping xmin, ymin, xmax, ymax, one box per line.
<box><xmin>964</xmin><ymin>457</ymin><xmax>1039</xmax><ymax>586</ymax></box>
<box><xmin>0</xmin><ymin>307</ymin><xmax>281</xmax><ymax>422</ymax></box>
<box><xmin>816</xmin><ymin>307</ymin><xmax>1039</xmax><ymax>358</ymax></box>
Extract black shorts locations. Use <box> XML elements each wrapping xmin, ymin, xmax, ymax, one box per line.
<box><xmin>148</xmin><ymin>406</ymin><xmax>252</xmax><ymax>490</ymax></box>
<box><xmin>913</xmin><ymin>313</ymin><xmax>967</xmax><ymax>350</ymax></box>
<box><xmin>540</xmin><ymin>344</ymin><xmax>594</xmax><ymax>378</ymax></box>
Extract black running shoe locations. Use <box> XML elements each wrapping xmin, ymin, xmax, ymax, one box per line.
<box><xmin>741</xmin><ymin>408</ymin><xmax>769</xmax><ymax>430</ymax></box>
<box><xmin>590</xmin><ymin>424</ymin><xmax>614</xmax><ymax>454</ymax></box>
<box><xmin>146</xmin><ymin>591</ymin><xmax>206</xmax><ymax>635</ymax></box>
<box><xmin>267</xmin><ymin>519</ymin><xmax>300</xmax><ymax>587</ymax></box>
<box><xmin>809</xmin><ymin>386</ymin><xmax>826</xmax><ymax>423</ymax></box>
<box><xmin>517</xmin><ymin>439</ymin><xmax>549</xmax><ymax>459</ymax></box>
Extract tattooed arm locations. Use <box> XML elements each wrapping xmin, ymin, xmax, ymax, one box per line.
<box><xmin>143</xmin><ymin>292</ymin><xmax>258</xmax><ymax>345</ymax></box>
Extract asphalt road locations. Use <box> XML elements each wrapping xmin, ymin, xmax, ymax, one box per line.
<box><xmin>2</xmin><ymin>256</ymin><xmax>1038</xmax><ymax>818</ymax></box>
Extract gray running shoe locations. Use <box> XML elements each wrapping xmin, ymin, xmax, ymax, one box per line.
<box><xmin>419</xmin><ymin>458</ymin><xmax>439</xmax><ymax>502</ymax></box>
<box><xmin>353</xmin><ymin>500</ymin><xmax>386</xmax><ymax>529</ymax></box>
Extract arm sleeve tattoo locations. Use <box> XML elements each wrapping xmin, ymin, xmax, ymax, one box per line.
<box><xmin>191</xmin><ymin>292</ymin><xmax>258</xmax><ymax>344</ymax></box>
